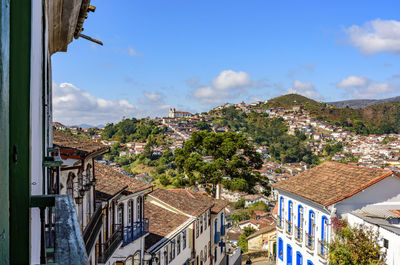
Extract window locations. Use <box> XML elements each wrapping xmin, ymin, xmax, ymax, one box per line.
<box><xmin>298</xmin><ymin>205</ymin><xmax>303</xmax><ymax>228</ymax></box>
<box><xmin>287</xmin><ymin>244</ymin><xmax>292</xmax><ymax>265</ymax></box>
<box><xmin>288</xmin><ymin>200</ymin><xmax>293</xmax><ymax>232</ymax></box>
<box><xmin>200</xmin><ymin>215</ymin><xmax>203</xmax><ymax>234</ymax></box>
<box><xmin>307</xmin><ymin>261</ymin><xmax>314</xmax><ymax>265</ymax></box>
<box><xmin>67</xmin><ymin>173</ymin><xmax>74</xmax><ymax>197</ymax></box>
<box><xmin>214</xmin><ymin>247</ymin><xmax>217</xmax><ymax>262</ymax></box>
<box><xmin>118</xmin><ymin>204</ymin><xmax>124</xmax><ymax>227</ymax></box>
<box><xmin>208</xmin><ymin>242</ymin><xmax>211</xmax><ymax>258</ymax></box>
<box><xmin>86</xmin><ymin>163</ymin><xmax>92</xmax><ymax>183</ymax></box>
<box><xmin>204</xmin><ymin>213</ymin><xmax>207</xmax><ymax>229</ymax></box>
<box><xmin>383</xmin><ymin>238</ymin><xmax>389</xmax><ymax>249</ymax></box>
<box><xmin>296</xmin><ymin>251</ymin><xmax>302</xmax><ymax>265</ymax></box>
<box><xmin>177</xmin><ymin>235</ymin><xmax>181</xmax><ymax>255</ymax></box>
<box><xmin>128</xmin><ymin>200</ymin><xmax>133</xmax><ymax>226</ymax></box>
<box><xmin>196</xmin><ymin>219</ymin><xmax>199</xmax><ymax>238</ymax></box>
<box><xmin>220</xmin><ymin>213</ymin><xmax>224</xmax><ymax>236</ymax></box>
<box><xmin>278</xmin><ymin>237</ymin><xmax>283</xmax><ymax>261</ymax></box>
<box><xmin>137</xmin><ymin>196</ymin><xmax>143</xmax><ymax>222</ymax></box>
<box><xmin>183</xmin><ymin>230</ymin><xmax>187</xmax><ymax>249</ymax></box>
<box><xmin>308</xmin><ymin>211</ymin><xmax>315</xmax><ymax>235</ymax></box>
<box><xmin>204</xmin><ymin>246</ymin><xmax>207</xmax><ymax>261</ymax></box>
<box><xmin>279</xmin><ymin>196</ymin><xmax>284</xmax><ymax>217</ymax></box>
<box><xmin>321</xmin><ymin>216</ymin><xmax>328</xmax><ymax>241</ymax></box>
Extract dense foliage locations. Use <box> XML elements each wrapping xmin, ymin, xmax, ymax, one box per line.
<box><xmin>174</xmin><ymin>131</ymin><xmax>264</xmax><ymax>194</ymax></box>
<box><xmin>102</xmin><ymin>118</ymin><xmax>167</xmax><ymax>143</ymax></box>
<box><xmin>329</xmin><ymin>218</ymin><xmax>385</xmax><ymax>265</ymax></box>
<box><xmin>238</xmin><ymin>227</ymin><xmax>256</xmax><ymax>253</ymax></box>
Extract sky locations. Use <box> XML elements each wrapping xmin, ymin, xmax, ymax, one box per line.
<box><xmin>52</xmin><ymin>0</ymin><xmax>400</xmax><ymax>125</ymax></box>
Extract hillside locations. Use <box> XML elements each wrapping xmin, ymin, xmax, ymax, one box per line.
<box><xmin>328</xmin><ymin>96</ymin><xmax>400</xmax><ymax>109</ymax></box>
<box><xmin>263</xmin><ymin>94</ymin><xmax>400</xmax><ymax>134</ymax></box>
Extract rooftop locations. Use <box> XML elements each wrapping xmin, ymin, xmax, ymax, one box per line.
<box><xmin>149</xmin><ymin>188</ymin><xmax>214</xmax><ymax>217</ymax></box>
<box><xmin>272</xmin><ymin>161</ymin><xmax>395</xmax><ymax>206</ymax></box>
<box><xmin>144</xmin><ymin>201</ymin><xmax>190</xmax><ymax>250</ymax></box>
<box><xmin>53</xmin><ymin>129</ymin><xmax>108</xmax><ymax>155</ymax></box>
<box><xmin>351</xmin><ymin>208</ymin><xmax>400</xmax><ymax>235</ymax></box>
<box><xmin>94</xmin><ymin>161</ymin><xmax>152</xmax><ymax>198</ymax></box>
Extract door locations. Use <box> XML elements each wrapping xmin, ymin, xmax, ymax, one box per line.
<box><xmin>287</xmin><ymin>245</ymin><xmax>292</xmax><ymax>265</ymax></box>
<box><xmin>296</xmin><ymin>252</ymin><xmax>302</xmax><ymax>265</ymax></box>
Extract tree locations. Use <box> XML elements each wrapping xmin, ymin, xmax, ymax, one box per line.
<box><xmin>329</xmin><ymin>218</ymin><xmax>385</xmax><ymax>265</ymax></box>
<box><xmin>238</xmin><ymin>227</ymin><xmax>256</xmax><ymax>253</ymax></box>
<box><xmin>174</xmin><ymin>131</ymin><xmax>263</xmax><ymax>195</ymax></box>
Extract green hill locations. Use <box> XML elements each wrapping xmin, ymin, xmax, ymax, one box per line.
<box><xmin>263</xmin><ymin>94</ymin><xmax>400</xmax><ymax>135</ymax></box>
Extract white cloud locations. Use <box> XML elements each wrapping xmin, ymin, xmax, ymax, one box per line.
<box><xmin>192</xmin><ymin>70</ymin><xmax>258</xmax><ymax>104</ymax></box>
<box><xmin>287</xmin><ymin>62</ymin><xmax>315</xmax><ymax>78</ymax></box>
<box><xmin>288</xmin><ymin>80</ymin><xmax>321</xmax><ymax>99</ymax></box>
<box><xmin>336</xmin><ymin>75</ymin><xmax>399</xmax><ymax>98</ymax></box>
<box><xmin>345</xmin><ymin>19</ymin><xmax>400</xmax><ymax>55</ymax></box>
<box><xmin>128</xmin><ymin>47</ymin><xmax>139</xmax><ymax>56</ymax></box>
<box><xmin>53</xmin><ymin>82</ymin><xmax>141</xmax><ymax>125</ymax></box>
<box><xmin>138</xmin><ymin>91</ymin><xmax>170</xmax><ymax>116</ymax></box>
<box><xmin>211</xmin><ymin>70</ymin><xmax>254</xmax><ymax>90</ymax></box>
<box><xmin>143</xmin><ymin>91</ymin><xmax>162</xmax><ymax>101</ymax></box>
<box><xmin>337</xmin><ymin>75</ymin><xmax>369</xmax><ymax>88</ymax></box>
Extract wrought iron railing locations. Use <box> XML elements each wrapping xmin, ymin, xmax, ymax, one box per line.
<box><xmin>97</xmin><ymin>224</ymin><xmax>123</xmax><ymax>264</ymax></box>
<box><xmin>294</xmin><ymin>225</ymin><xmax>303</xmax><ymax>243</ymax></box>
<box><xmin>277</xmin><ymin>216</ymin><xmax>283</xmax><ymax>230</ymax></box>
<box><xmin>317</xmin><ymin>239</ymin><xmax>328</xmax><ymax>259</ymax></box>
<box><xmin>83</xmin><ymin>202</ymin><xmax>103</xmax><ymax>254</ymax></box>
<box><xmin>306</xmin><ymin>233</ymin><xmax>314</xmax><ymax>250</ymax></box>
<box><xmin>285</xmin><ymin>219</ymin><xmax>293</xmax><ymax>235</ymax></box>
<box><xmin>122</xmin><ymin>218</ymin><xmax>149</xmax><ymax>246</ymax></box>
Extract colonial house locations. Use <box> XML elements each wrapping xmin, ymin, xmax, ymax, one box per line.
<box><xmin>247</xmin><ymin>224</ymin><xmax>276</xmax><ymax>258</ymax></box>
<box><xmin>243</xmin><ymin>195</ymin><xmax>269</xmax><ymax>207</ymax></box>
<box><xmin>272</xmin><ymin>161</ymin><xmax>400</xmax><ymax>265</ymax></box>
<box><xmin>94</xmin><ymin>162</ymin><xmax>153</xmax><ymax>265</ymax></box>
<box><xmin>53</xmin><ymin>129</ymin><xmax>110</xmax><ymax>264</ymax></box>
<box><xmin>169</xmin><ymin>108</ymin><xmax>193</xmax><ymax>118</ymax></box>
<box><xmin>347</xmin><ymin>209</ymin><xmax>400</xmax><ymax>264</ymax></box>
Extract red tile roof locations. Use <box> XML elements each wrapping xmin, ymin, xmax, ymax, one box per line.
<box><xmin>53</xmin><ymin>129</ymin><xmax>108</xmax><ymax>155</ymax></box>
<box><xmin>272</xmin><ymin>161</ymin><xmax>395</xmax><ymax>206</ymax></box>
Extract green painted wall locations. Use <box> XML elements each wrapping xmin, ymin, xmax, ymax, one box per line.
<box><xmin>9</xmin><ymin>0</ymin><xmax>31</xmax><ymax>264</ymax></box>
<box><xmin>0</xmin><ymin>0</ymin><xmax>10</xmax><ymax>264</ymax></box>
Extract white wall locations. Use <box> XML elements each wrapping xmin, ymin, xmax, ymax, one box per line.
<box><xmin>195</xmin><ymin>211</ymin><xmax>211</xmax><ymax>265</ymax></box>
<box><xmin>156</xmin><ymin>227</ymin><xmax>192</xmax><ymax>265</ymax></box>
<box><xmin>347</xmin><ymin>213</ymin><xmax>400</xmax><ymax>265</ymax></box>
<box><xmin>211</xmin><ymin>211</ymin><xmax>225</xmax><ymax>265</ymax></box>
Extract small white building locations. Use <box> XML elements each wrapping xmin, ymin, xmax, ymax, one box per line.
<box><xmin>273</xmin><ymin>161</ymin><xmax>400</xmax><ymax>265</ymax></box>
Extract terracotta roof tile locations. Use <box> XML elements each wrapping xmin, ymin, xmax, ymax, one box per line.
<box><xmin>53</xmin><ymin>129</ymin><xmax>108</xmax><ymax>154</ymax></box>
<box><xmin>272</xmin><ymin>161</ymin><xmax>394</xmax><ymax>206</ymax></box>
<box><xmin>95</xmin><ymin>162</ymin><xmax>152</xmax><ymax>197</ymax></box>
<box><xmin>145</xmin><ymin>201</ymin><xmax>190</xmax><ymax>250</ymax></box>
<box><xmin>149</xmin><ymin>189</ymin><xmax>214</xmax><ymax>217</ymax></box>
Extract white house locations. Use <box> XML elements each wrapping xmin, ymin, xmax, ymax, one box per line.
<box><xmin>243</xmin><ymin>195</ymin><xmax>269</xmax><ymax>207</ymax></box>
<box><xmin>347</xmin><ymin>209</ymin><xmax>400</xmax><ymax>265</ymax></box>
<box><xmin>272</xmin><ymin>161</ymin><xmax>400</xmax><ymax>265</ymax></box>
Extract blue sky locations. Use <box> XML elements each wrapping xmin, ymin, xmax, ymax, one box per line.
<box><xmin>52</xmin><ymin>0</ymin><xmax>400</xmax><ymax>125</ymax></box>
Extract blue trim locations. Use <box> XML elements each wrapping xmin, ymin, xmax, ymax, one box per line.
<box><xmin>307</xmin><ymin>261</ymin><xmax>314</xmax><ymax>265</ymax></box>
<box><xmin>287</xmin><ymin>244</ymin><xmax>292</xmax><ymax>265</ymax></box>
<box><xmin>279</xmin><ymin>196</ymin><xmax>284</xmax><ymax>217</ymax></box>
<box><xmin>278</xmin><ymin>237</ymin><xmax>283</xmax><ymax>261</ymax></box>
<box><xmin>296</xmin><ymin>251</ymin><xmax>302</xmax><ymax>265</ymax></box>
<box><xmin>297</xmin><ymin>205</ymin><xmax>303</xmax><ymax>227</ymax></box>
<box><xmin>308</xmin><ymin>210</ymin><xmax>315</xmax><ymax>234</ymax></box>
<box><xmin>288</xmin><ymin>200</ymin><xmax>293</xmax><ymax>221</ymax></box>
<box><xmin>321</xmin><ymin>216</ymin><xmax>328</xmax><ymax>240</ymax></box>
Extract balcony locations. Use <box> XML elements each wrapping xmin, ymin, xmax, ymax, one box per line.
<box><xmin>277</xmin><ymin>216</ymin><xmax>283</xmax><ymax>230</ymax></box>
<box><xmin>214</xmin><ymin>231</ymin><xmax>221</xmax><ymax>244</ymax></box>
<box><xmin>82</xmin><ymin>202</ymin><xmax>103</xmax><ymax>254</ymax></box>
<box><xmin>122</xmin><ymin>218</ymin><xmax>149</xmax><ymax>246</ymax></box>
<box><xmin>317</xmin><ymin>240</ymin><xmax>328</xmax><ymax>260</ymax></box>
<box><xmin>285</xmin><ymin>219</ymin><xmax>293</xmax><ymax>235</ymax></box>
<box><xmin>98</xmin><ymin>224</ymin><xmax>123</xmax><ymax>264</ymax></box>
<box><xmin>30</xmin><ymin>195</ymin><xmax>89</xmax><ymax>264</ymax></box>
<box><xmin>294</xmin><ymin>225</ymin><xmax>303</xmax><ymax>243</ymax></box>
<box><xmin>306</xmin><ymin>233</ymin><xmax>314</xmax><ymax>251</ymax></box>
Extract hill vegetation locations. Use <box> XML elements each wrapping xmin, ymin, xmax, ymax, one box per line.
<box><xmin>263</xmin><ymin>94</ymin><xmax>400</xmax><ymax>135</ymax></box>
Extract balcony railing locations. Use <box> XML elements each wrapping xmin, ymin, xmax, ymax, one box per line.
<box><xmin>214</xmin><ymin>231</ymin><xmax>221</xmax><ymax>244</ymax></box>
<box><xmin>306</xmin><ymin>233</ymin><xmax>314</xmax><ymax>251</ymax></box>
<box><xmin>83</xmin><ymin>202</ymin><xmax>103</xmax><ymax>254</ymax></box>
<box><xmin>122</xmin><ymin>218</ymin><xmax>149</xmax><ymax>246</ymax></box>
<box><xmin>98</xmin><ymin>224</ymin><xmax>123</xmax><ymax>264</ymax></box>
<box><xmin>285</xmin><ymin>219</ymin><xmax>293</xmax><ymax>235</ymax></box>
<box><xmin>294</xmin><ymin>225</ymin><xmax>303</xmax><ymax>243</ymax></box>
<box><xmin>277</xmin><ymin>216</ymin><xmax>283</xmax><ymax>230</ymax></box>
<box><xmin>317</xmin><ymin>240</ymin><xmax>328</xmax><ymax>260</ymax></box>
<box><xmin>30</xmin><ymin>195</ymin><xmax>89</xmax><ymax>264</ymax></box>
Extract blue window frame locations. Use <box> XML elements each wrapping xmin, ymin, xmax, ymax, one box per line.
<box><xmin>308</xmin><ymin>210</ymin><xmax>315</xmax><ymax>235</ymax></box>
<box><xmin>220</xmin><ymin>213</ymin><xmax>224</xmax><ymax>236</ymax></box>
<box><xmin>321</xmin><ymin>216</ymin><xmax>328</xmax><ymax>241</ymax></box>
<box><xmin>288</xmin><ymin>200</ymin><xmax>293</xmax><ymax>232</ymax></box>
<box><xmin>279</xmin><ymin>196</ymin><xmax>284</xmax><ymax>217</ymax></box>
<box><xmin>287</xmin><ymin>244</ymin><xmax>293</xmax><ymax>265</ymax></box>
<box><xmin>297</xmin><ymin>205</ymin><xmax>303</xmax><ymax>228</ymax></box>
<box><xmin>278</xmin><ymin>237</ymin><xmax>283</xmax><ymax>261</ymax></box>
<box><xmin>296</xmin><ymin>251</ymin><xmax>302</xmax><ymax>265</ymax></box>
<box><xmin>307</xmin><ymin>261</ymin><xmax>314</xmax><ymax>265</ymax></box>
<box><xmin>214</xmin><ymin>247</ymin><xmax>217</xmax><ymax>262</ymax></box>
